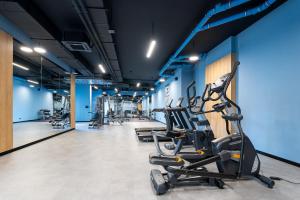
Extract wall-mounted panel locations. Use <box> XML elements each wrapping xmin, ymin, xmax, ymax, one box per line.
<box><xmin>205</xmin><ymin>54</ymin><xmax>236</xmax><ymax>138</ymax></box>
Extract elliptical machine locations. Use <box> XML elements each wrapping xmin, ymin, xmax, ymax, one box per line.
<box><xmin>151</xmin><ymin>81</ymin><xmax>216</xmax><ymax>159</ymax></box>
<box><xmin>149</xmin><ymin>61</ymin><xmax>274</xmax><ymax>195</ymax></box>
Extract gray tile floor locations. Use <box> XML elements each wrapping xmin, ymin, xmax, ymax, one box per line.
<box><xmin>13</xmin><ymin>121</ymin><xmax>71</xmax><ymax>147</ymax></box>
<box><xmin>0</xmin><ymin>121</ymin><xmax>299</xmax><ymax>200</ymax></box>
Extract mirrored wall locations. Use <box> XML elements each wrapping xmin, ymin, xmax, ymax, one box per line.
<box><xmin>13</xmin><ymin>40</ymin><xmax>72</xmax><ymax>148</ymax></box>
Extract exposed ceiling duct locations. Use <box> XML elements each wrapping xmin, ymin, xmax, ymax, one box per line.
<box><xmin>72</xmin><ymin>0</ymin><xmax>123</xmax><ymax>82</ymax></box>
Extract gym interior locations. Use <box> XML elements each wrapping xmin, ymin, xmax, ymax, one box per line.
<box><xmin>0</xmin><ymin>0</ymin><xmax>299</xmax><ymax>199</ymax></box>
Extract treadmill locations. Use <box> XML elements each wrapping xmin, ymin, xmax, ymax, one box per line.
<box><xmin>135</xmin><ymin>98</ymin><xmax>183</xmax><ymax>142</ymax></box>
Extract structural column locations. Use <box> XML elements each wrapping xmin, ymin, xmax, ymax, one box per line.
<box><xmin>0</xmin><ymin>30</ymin><xmax>13</xmax><ymax>152</ymax></box>
<box><xmin>70</xmin><ymin>73</ymin><xmax>76</xmax><ymax>129</ymax></box>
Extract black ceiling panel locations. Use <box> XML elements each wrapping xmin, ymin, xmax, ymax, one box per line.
<box><xmin>108</xmin><ymin>0</ymin><xmax>222</xmax><ymax>81</ymax></box>
<box><xmin>0</xmin><ymin>0</ymin><xmax>286</xmax><ymax>89</ymax></box>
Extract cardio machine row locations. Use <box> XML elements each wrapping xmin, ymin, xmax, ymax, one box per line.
<box><xmin>147</xmin><ymin>62</ymin><xmax>275</xmax><ymax>195</ymax></box>
<box><xmin>135</xmin><ymin>95</ymin><xmax>212</xmax><ymax>148</ymax></box>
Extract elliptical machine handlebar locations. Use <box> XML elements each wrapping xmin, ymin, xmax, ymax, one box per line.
<box><xmin>187</xmin><ymin>81</ymin><xmax>206</xmax><ymax>115</ymax></box>
<box><xmin>188</xmin><ymin>61</ymin><xmax>241</xmax><ymax>115</ymax></box>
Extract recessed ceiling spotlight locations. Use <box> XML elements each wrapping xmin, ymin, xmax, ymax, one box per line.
<box><xmin>150</xmin><ymin>87</ymin><xmax>155</xmax><ymax>91</ymax></box>
<box><xmin>20</xmin><ymin>46</ymin><xmax>33</xmax><ymax>53</ymax></box>
<box><xmin>146</xmin><ymin>40</ymin><xmax>156</xmax><ymax>58</ymax></box>
<box><xmin>13</xmin><ymin>62</ymin><xmax>29</xmax><ymax>71</ymax></box>
<box><xmin>99</xmin><ymin>64</ymin><xmax>106</xmax><ymax>73</ymax></box>
<box><xmin>136</xmin><ymin>82</ymin><xmax>141</xmax><ymax>87</ymax></box>
<box><xmin>27</xmin><ymin>79</ymin><xmax>39</xmax><ymax>84</ymax></box>
<box><xmin>159</xmin><ymin>78</ymin><xmax>165</xmax><ymax>83</ymax></box>
<box><xmin>34</xmin><ymin>47</ymin><xmax>47</xmax><ymax>54</ymax></box>
<box><xmin>189</xmin><ymin>55</ymin><xmax>199</xmax><ymax>62</ymax></box>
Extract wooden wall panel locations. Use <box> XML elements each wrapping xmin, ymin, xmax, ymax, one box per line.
<box><xmin>0</xmin><ymin>31</ymin><xmax>13</xmax><ymax>152</ymax></box>
<box><xmin>70</xmin><ymin>74</ymin><xmax>76</xmax><ymax>129</ymax></box>
<box><xmin>205</xmin><ymin>54</ymin><xmax>236</xmax><ymax>138</ymax></box>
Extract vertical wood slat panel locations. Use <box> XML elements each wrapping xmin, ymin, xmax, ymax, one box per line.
<box><xmin>70</xmin><ymin>74</ymin><xmax>76</xmax><ymax>129</ymax></box>
<box><xmin>205</xmin><ymin>54</ymin><xmax>236</xmax><ymax>138</ymax></box>
<box><xmin>0</xmin><ymin>31</ymin><xmax>13</xmax><ymax>152</ymax></box>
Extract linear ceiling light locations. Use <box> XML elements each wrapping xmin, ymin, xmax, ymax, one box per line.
<box><xmin>13</xmin><ymin>62</ymin><xmax>29</xmax><ymax>71</ymax></box>
<box><xmin>20</xmin><ymin>46</ymin><xmax>33</xmax><ymax>53</ymax></box>
<box><xmin>34</xmin><ymin>47</ymin><xmax>47</xmax><ymax>54</ymax></box>
<box><xmin>99</xmin><ymin>64</ymin><xmax>106</xmax><ymax>73</ymax></box>
<box><xmin>146</xmin><ymin>40</ymin><xmax>156</xmax><ymax>58</ymax></box>
<box><xmin>27</xmin><ymin>79</ymin><xmax>39</xmax><ymax>84</ymax></box>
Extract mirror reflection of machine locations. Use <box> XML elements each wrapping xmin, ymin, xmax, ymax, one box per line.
<box><xmin>106</xmin><ymin>96</ymin><xmax>125</xmax><ymax>125</ymax></box>
<box><xmin>88</xmin><ymin>96</ymin><xmax>105</xmax><ymax>128</ymax></box>
<box><xmin>50</xmin><ymin>94</ymin><xmax>70</xmax><ymax>129</ymax></box>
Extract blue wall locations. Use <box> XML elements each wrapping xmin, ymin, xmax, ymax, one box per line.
<box><xmin>75</xmin><ymin>84</ymin><xmax>91</xmax><ymax>121</ymax></box>
<box><xmin>151</xmin><ymin>67</ymin><xmax>193</xmax><ymax>122</ymax></box>
<box><xmin>190</xmin><ymin>1</ymin><xmax>299</xmax><ymax>163</ymax></box>
<box><xmin>236</xmin><ymin>0</ymin><xmax>300</xmax><ymax>163</ymax></box>
<box><xmin>13</xmin><ymin>77</ymin><xmax>53</xmax><ymax>122</ymax></box>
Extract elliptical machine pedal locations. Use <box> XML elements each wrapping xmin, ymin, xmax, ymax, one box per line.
<box><xmin>150</xmin><ymin>169</ymin><xmax>169</xmax><ymax>195</ymax></box>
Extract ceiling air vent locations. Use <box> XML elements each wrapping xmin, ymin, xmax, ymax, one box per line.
<box><xmin>62</xmin><ymin>31</ymin><xmax>92</xmax><ymax>52</ymax></box>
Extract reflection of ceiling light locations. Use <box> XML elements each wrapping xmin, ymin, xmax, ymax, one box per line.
<box><xmin>29</xmin><ymin>85</ymin><xmax>34</xmax><ymax>88</ymax></box>
<box><xmin>103</xmin><ymin>91</ymin><xmax>107</xmax><ymax>95</ymax></box>
<box><xmin>159</xmin><ymin>78</ymin><xmax>165</xmax><ymax>82</ymax></box>
<box><xmin>146</xmin><ymin>40</ymin><xmax>156</xmax><ymax>58</ymax></box>
<box><xmin>189</xmin><ymin>55</ymin><xmax>199</xmax><ymax>62</ymax></box>
<box><xmin>99</xmin><ymin>64</ymin><xmax>106</xmax><ymax>73</ymax></box>
<box><xmin>65</xmin><ymin>72</ymin><xmax>78</xmax><ymax>75</ymax></box>
<box><xmin>150</xmin><ymin>87</ymin><xmax>154</xmax><ymax>91</ymax></box>
<box><xmin>20</xmin><ymin>46</ymin><xmax>33</xmax><ymax>53</ymax></box>
<box><xmin>64</xmin><ymin>90</ymin><xmax>69</xmax><ymax>93</ymax></box>
<box><xmin>114</xmin><ymin>88</ymin><xmax>118</xmax><ymax>92</ymax></box>
<box><xmin>136</xmin><ymin>82</ymin><xmax>141</xmax><ymax>87</ymax></box>
<box><xmin>27</xmin><ymin>79</ymin><xmax>39</xmax><ymax>84</ymax></box>
<box><xmin>34</xmin><ymin>47</ymin><xmax>46</xmax><ymax>54</ymax></box>
<box><xmin>117</xmin><ymin>93</ymin><xmax>121</xmax><ymax>97</ymax></box>
<box><xmin>108</xmin><ymin>29</ymin><xmax>116</xmax><ymax>34</ymax></box>
<box><xmin>53</xmin><ymin>90</ymin><xmax>57</xmax><ymax>93</ymax></box>
<box><xmin>145</xmin><ymin>92</ymin><xmax>149</xmax><ymax>95</ymax></box>
<box><xmin>133</xmin><ymin>92</ymin><xmax>137</xmax><ymax>97</ymax></box>
<box><xmin>94</xmin><ymin>85</ymin><xmax>99</xmax><ymax>90</ymax></box>
<box><xmin>13</xmin><ymin>62</ymin><xmax>29</xmax><ymax>71</ymax></box>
